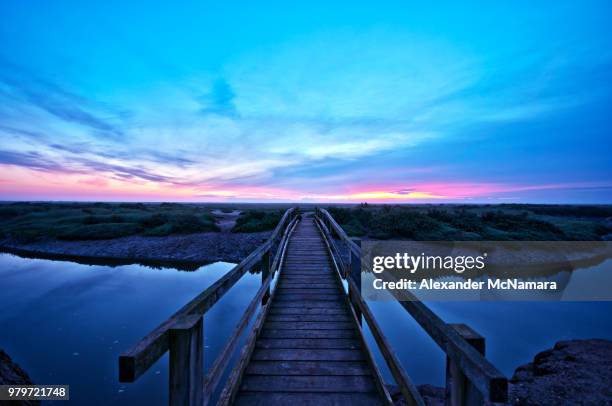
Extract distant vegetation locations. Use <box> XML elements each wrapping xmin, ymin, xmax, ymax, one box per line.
<box><xmin>1</xmin><ymin>202</ymin><xmax>610</xmax><ymax>243</ymax></box>
<box><xmin>231</xmin><ymin>210</ymin><xmax>284</xmax><ymax>233</ymax></box>
<box><xmin>0</xmin><ymin>202</ymin><xmax>219</xmax><ymax>243</ymax></box>
<box><xmin>326</xmin><ymin>204</ymin><xmax>612</xmax><ymax>241</ymax></box>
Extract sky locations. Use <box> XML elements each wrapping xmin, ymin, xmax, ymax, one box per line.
<box><xmin>0</xmin><ymin>1</ymin><xmax>611</xmax><ymax>203</ymax></box>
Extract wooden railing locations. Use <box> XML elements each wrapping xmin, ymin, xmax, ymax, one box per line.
<box><xmin>314</xmin><ymin>208</ymin><xmax>508</xmax><ymax>406</ymax></box>
<box><xmin>118</xmin><ymin>208</ymin><xmax>300</xmax><ymax>405</ymax></box>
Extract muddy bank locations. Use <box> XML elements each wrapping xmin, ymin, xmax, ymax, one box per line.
<box><xmin>390</xmin><ymin>339</ymin><xmax>612</xmax><ymax>405</ymax></box>
<box><xmin>0</xmin><ymin>230</ymin><xmax>270</xmax><ymax>267</ymax></box>
<box><xmin>508</xmin><ymin>339</ymin><xmax>612</xmax><ymax>405</ymax></box>
<box><xmin>0</xmin><ymin>349</ymin><xmax>39</xmax><ymax>405</ymax></box>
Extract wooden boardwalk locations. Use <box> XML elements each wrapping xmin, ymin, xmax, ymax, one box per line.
<box><xmin>119</xmin><ymin>208</ymin><xmax>508</xmax><ymax>406</ymax></box>
<box><xmin>234</xmin><ymin>216</ymin><xmax>385</xmax><ymax>405</ymax></box>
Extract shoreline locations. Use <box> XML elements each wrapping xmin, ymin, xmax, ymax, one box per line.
<box><xmin>0</xmin><ymin>230</ymin><xmax>271</xmax><ymax>270</ymax></box>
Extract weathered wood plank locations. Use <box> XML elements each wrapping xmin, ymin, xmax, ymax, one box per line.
<box><xmin>266</xmin><ymin>314</ymin><xmax>352</xmax><ymax>322</ymax></box>
<box><xmin>274</xmin><ymin>293</ymin><xmax>342</xmax><ymax>301</ymax></box>
<box><xmin>275</xmin><ymin>288</ymin><xmax>340</xmax><ymax>294</ymax></box>
<box><xmin>234</xmin><ymin>392</ymin><xmax>384</xmax><ymax>406</ymax></box>
<box><xmin>245</xmin><ymin>360</ymin><xmax>371</xmax><ymax>376</ymax></box>
<box><xmin>269</xmin><ymin>300</ymin><xmax>345</xmax><ymax>308</ymax></box>
<box><xmin>260</xmin><ymin>329</ymin><xmax>356</xmax><ymax>339</ymax></box>
<box><xmin>252</xmin><ymin>348</ymin><xmax>366</xmax><ymax>361</ymax></box>
<box><xmin>278</xmin><ymin>283</ymin><xmax>339</xmax><ymax>289</ymax></box>
<box><xmin>256</xmin><ymin>338</ymin><xmax>360</xmax><ymax>349</ymax></box>
<box><xmin>269</xmin><ymin>307</ymin><xmax>348</xmax><ymax>315</ymax></box>
<box><xmin>264</xmin><ymin>321</ymin><xmax>355</xmax><ymax>330</ymax></box>
<box><xmin>240</xmin><ymin>375</ymin><xmax>377</xmax><ymax>392</ymax></box>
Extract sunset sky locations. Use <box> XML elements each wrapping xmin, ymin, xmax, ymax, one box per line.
<box><xmin>0</xmin><ymin>1</ymin><xmax>611</xmax><ymax>203</ymax></box>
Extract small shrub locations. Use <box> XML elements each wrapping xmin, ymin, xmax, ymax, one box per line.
<box><xmin>0</xmin><ymin>207</ymin><xmax>20</xmax><ymax>219</ymax></box>
<box><xmin>167</xmin><ymin>214</ymin><xmax>219</xmax><ymax>234</ymax></box>
<box><xmin>139</xmin><ymin>213</ymin><xmax>168</xmax><ymax>228</ymax></box>
<box><xmin>232</xmin><ymin>210</ymin><xmax>283</xmax><ymax>233</ymax></box>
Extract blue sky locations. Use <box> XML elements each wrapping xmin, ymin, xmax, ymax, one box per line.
<box><xmin>0</xmin><ymin>1</ymin><xmax>611</xmax><ymax>202</ymax></box>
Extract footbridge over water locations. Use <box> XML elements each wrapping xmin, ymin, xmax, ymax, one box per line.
<box><xmin>119</xmin><ymin>208</ymin><xmax>508</xmax><ymax>405</ymax></box>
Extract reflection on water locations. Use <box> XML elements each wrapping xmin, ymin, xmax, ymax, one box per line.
<box><xmin>0</xmin><ymin>253</ymin><xmax>256</xmax><ymax>405</ymax></box>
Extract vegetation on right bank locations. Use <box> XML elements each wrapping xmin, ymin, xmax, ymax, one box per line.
<box><xmin>326</xmin><ymin>204</ymin><xmax>612</xmax><ymax>240</ymax></box>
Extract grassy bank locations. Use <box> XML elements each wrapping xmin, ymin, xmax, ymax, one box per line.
<box><xmin>0</xmin><ymin>202</ymin><xmax>220</xmax><ymax>242</ymax></box>
<box><xmin>326</xmin><ymin>204</ymin><xmax>612</xmax><ymax>240</ymax></box>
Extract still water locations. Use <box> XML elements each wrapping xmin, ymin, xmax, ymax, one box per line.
<box><xmin>1</xmin><ymin>253</ymin><xmax>611</xmax><ymax>405</ymax></box>
<box><xmin>0</xmin><ymin>253</ymin><xmax>254</xmax><ymax>405</ymax></box>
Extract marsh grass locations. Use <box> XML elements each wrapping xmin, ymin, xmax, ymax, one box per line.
<box><xmin>327</xmin><ymin>204</ymin><xmax>612</xmax><ymax>240</ymax></box>
<box><xmin>0</xmin><ymin>202</ymin><xmax>219</xmax><ymax>242</ymax></box>
<box><xmin>231</xmin><ymin>210</ymin><xmax>284</xmax><ymax>233</ymax></box>
<box><xmin>1</xmin><ymin>202</ymin><xmax>610</xmax><ymax>243</ymax></box>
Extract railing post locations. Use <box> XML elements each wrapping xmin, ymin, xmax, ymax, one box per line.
<box><xmin>261</xmin><ymin>251</ymin><xmax>271</xmax><ymax>305</ymax></box>
<box><xmin>169</xmin><ymin>315</ymin><xmax>203</xmax><ymax>406</ymax></box>
<box><xmin>349</xmin><ymin>239</ymin><xmax>362</xmax><ymax>323</ymax></box>
<box><xmin>445</xmin><ymin>323</ymin><xmax>485</xmax><ymax>406</ymax></box>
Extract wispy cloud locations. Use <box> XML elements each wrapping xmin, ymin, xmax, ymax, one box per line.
<box><xmin>0</xmin><ymin>58</ymin><xmax>127</xmax><ymax>140</ymax></box>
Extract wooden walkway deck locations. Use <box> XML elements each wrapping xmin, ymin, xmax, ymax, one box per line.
<box><xmin>234</xmin><ymin>216</ymin><xmax>385</xmax><ymax>405</ymax></box>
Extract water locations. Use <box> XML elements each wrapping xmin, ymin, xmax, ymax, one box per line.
<box><xmin>0</xmin><ymin>253</ymin><xmax>257</xmax><ymax>405</ymax></box>
<box><xmin>1</xmin><ymin>253</ymin><xmax>611</xmax><ymax>404</ymax></box>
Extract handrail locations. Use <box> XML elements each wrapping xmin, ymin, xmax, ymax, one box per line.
<box><xmin>202</xmin><ymin>215</ymin><xmax>299</xmax><ymax>403</ymax></box>
<box><xmin>216</xmin><ymin>216</ymin><xmax>300</xmax><ymax>406</ymax></box>
<box><xmin>317</xmin><ymin>207</ymin><xmax>361</xmax><ymax>257</ymax></box>
<box><xmin>314</xmin><ymin>214</ymin><xmax>424</xmax><ymax>406</ymax></box>
<box><xmin>314</xmin><ymin>207</ymin><xmax>508</xmax><ymax>404</ymax></box>
<box><xmin>384</xmin><ymin>276</ymin><xmax>507</xmax><ymax>402</ymax></box>
<box><xmin>118</xmin><ymin>208</ymin><xmax>297</xmax><ymax>384</ymax></box>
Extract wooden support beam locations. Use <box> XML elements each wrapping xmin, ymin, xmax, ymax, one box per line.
<box><xmin>169</xmin><ymin>315</ymin><xmax>203</xmax><ymax>406</ymax></box>
<box><xmin>446</xmin><ymin>324</ymin><xmax>486</xmax><ymax>406</ymax></box>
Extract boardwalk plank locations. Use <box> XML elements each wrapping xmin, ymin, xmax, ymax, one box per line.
<box><xmin>256</xmin><ymin>338</ymin><xmax>360</xmax><ymax>349</ymax></box>
<box><xmin>268</xmin><ymin>307</ymin><xmax>348</xmax><ymax>315</ymax></box>
<box><xmin>266</xmin><ymin>314</ymin><xmax>351</xmax><ymax>322</ymax></box>
<box><xmin>240</xmin><ymin>375</ymin><xmax>377</xmax><ymax>392</ymax></box>
<box><xmin>235</xmin><ymin>392</ymin><xmax>384</xmax><ymax>406</ymax></box>
<box><xmin>252</xmin><ymin>348</ymin><xmax>366</xmax><ymax>361</ymax></box>
<box><xmin>264</xmin><ymin>321</ymin><xmax>355</xmax><ymax>330</ymax></box>
<box><xmin>260</xmin><ymin>329</ymin><xmax>356</xmax><ymax>339</ymax></box>
<box><xmin>245</xmin><ymin>360</ymin><xmax>371</xmax><ymax>376</ymax></box>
